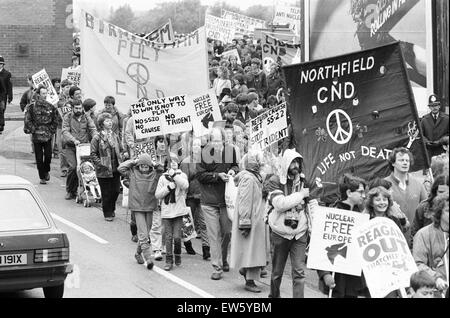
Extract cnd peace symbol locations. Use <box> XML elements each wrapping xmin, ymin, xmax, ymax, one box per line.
<box><xmin>326</xmin><ymin>109</ymin><xmax>353</xmax><ymax>145</ymax></box>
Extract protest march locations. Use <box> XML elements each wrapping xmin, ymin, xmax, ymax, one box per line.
<box><xmin>0</xmin><ymin>0</ymin><xmax>448</xmax><ymax>300</ymax></box>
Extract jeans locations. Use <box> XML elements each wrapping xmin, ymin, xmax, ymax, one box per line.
<box><xmin>33</xmin><ymin>140</ymin><xmax>53</xmax><ymax>180</ymax></box>
<box><xmin>186</xmin><ymin>198</ymin><xmax>209</xmax><ymax>247</ymax></box>
<box><xmin>150</xmin><ymin>209</ymin><xmax>163</xmax><ymax>252</ymax></box>
<box><xmin>65</xmin><ymin>146</ymin><xmax>78</xmax><ymax>195</ymax></box>
<box><xmin>130</xmin><ymin>211</ymin><xmax>137</xmax><ymax>236</ymax></box>
<box><xmin>97</xmin><ymin>172</ymin><xmax>121</xmax><ymax>218</ymax></box>
<box><xmin>201</xmin><ymin>205</ymin><xmax>231</xmax><ymax>273</ymax></box>
<box><xmin>134</xmin><ymin>211</ymin><xmax>153</xmax><ymax>252</ymax></box>
<box><xmin>269</xmin><ymin>232</ymin><xmax>308</xmax><ymax>298</ymax></box>
<box><xmin>162</xmin><ymin>217</ymin><xmax>183</xmax><ymax>262</ymax></box>
<box><xmin>0</xmin><ymin>100</ymin><xmax>5</xmax><ymax>132</ymax></box>
<box><xmin>56</xmin><ymin>128</ymin><xmax>68</xmax><ymax>171</ymax></box>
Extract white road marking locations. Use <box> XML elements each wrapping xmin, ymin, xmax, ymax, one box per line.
<box><xmin>51</xmin><ymin>213</ymin><xmax>109</xmax><ymax>244</ymax></box>
<box><xmin>148</xmin><ymin>263</ymin><xmax>215</xmax><ymax>298</ymax></box>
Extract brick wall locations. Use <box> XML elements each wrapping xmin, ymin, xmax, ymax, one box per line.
<box><xmin>0</xmin><ymin>0</ymin><xmax>73</xmax><ymax>87</ymax></box>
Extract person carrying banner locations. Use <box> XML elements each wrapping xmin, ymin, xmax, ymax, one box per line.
<box><xmin>90</xmin><ymin>113</ymin><xmax>123</xmax><ymax>221</ymax></box>
<box><xmin>267</xmin><ymin>63</ymin><xmax>285</xmax><ymax>99</ymax></box>
<box><xmin>318</xmin><ymin>173</ymin><xmax>368</xmax><ymax>298</ymax></box>
<box><xmin>264</xmin><ymin>149</ymin><xmax>311</xmax><ymax>298</ymax></box>
<box><xmin>246</xmin><ymin>58</ymin><xmax>268</xmax><ymax>100</ymax></box>
<box><xmin>117</xmin><ymin>154</ymin><xmax>157</xmax><ymax>270</ymax></box>
<box><xmin>412</xmin><ymin>175</ymin><xmax>449</xmax><ymax>243</ymax></box>
<box><xmin>420</xmin><ymin>94</ymin><xmax>449</xmax><ymax>159</ymax></box>
<box><xmin>0</xmin><ymin>56</ymin><xmax>13</xmax><ymax>135</ymax></box>
<box><xmin>155</xmin><ymin>153</ymin><xmax>189</xmax><ymax>271</ymax></box>
<box><xmin>62</xmin><ymin>99</ymin><xmax>98</xmax><ymax>200</ymax></box>
<box><xmin>384</xmin><ymin>147</ymin><xmax>428</xmax><ymax>246</ymax></box>
<box><xmin>197</xmin><ymin>128</ymin><xmax>240</xmax><ymax>280</ymax></box>
<box><xmin>413</xmin><ymin>193</ymin><xmax>449</xmax><ymax>294</ymax></box>
<box><xmin>56</xmin><ymin>80</ymin><xmax>74</xmax><ymax>177</ymax></box>
<box><xmin>23</xmin><ymin>85</ymin><xmax>58</xmax><ymax>184</ymax></box>
<box><xmin>230</xmin><ymin>151</ymin><xmax>267</xmax><ymax>293</ymax></box>
<box><xmin>180</xmin><ymin>136</ymin><xmax>210</xmax><ymax>260</ymax></box>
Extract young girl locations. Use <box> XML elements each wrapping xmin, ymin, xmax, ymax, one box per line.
<box><xmin>155</xmin><ymin>153</ymin><xmax>189</xmax><ymax>271</ymax></box>
<box><xmin>118</xmin><ymin>153</ymin><xmax>157</xmax><ymax>270</ymax></box>
<box><xmin>364</xmin><ymin>186</ymin><xmax>405</xmax><ymax>231</ymax></box>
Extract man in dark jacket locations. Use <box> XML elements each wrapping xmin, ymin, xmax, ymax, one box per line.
<box><xmin>420</xmin><ymin>94</ymin><xmax>449</xmax><ymax>158</ymax></box>
<box><xmin>24</xmin><ymin>85</ymin><xmax>58</xmax><ymax>184</ymax></box>
<box><xmin>318</xmin><ymin>173</ymin><xmax>368</xmax><ymax>298</ymax></box>
<box><xmin>197</xmin><ymin>128</ymin><xmax>239</xmax><ymax>280</ymax></box>
<box><xmin>246</xmin><ymin>58</ymin><xmax>268</xmax><ymax>100</ymax></box>
<box><xmin>0</xmin><ymin>56</ymin><xmax>13</xmax><ymax>135</ymax></box>
<box><xmin>62</xmin><ymin>99</ymin><xmax>97</xmax><ymax>199</ymax></box>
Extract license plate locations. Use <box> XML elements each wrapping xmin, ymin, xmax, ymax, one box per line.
<box><xmin>0</xmin><ymin>254</ymin><xmax>27</xmax><ymax>266</ymax></box>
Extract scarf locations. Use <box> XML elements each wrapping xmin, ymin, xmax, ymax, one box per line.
<box><xmin>163</xmin><ymin>173</ymin><xmax>180</xmax><ymax>205</ymax></box>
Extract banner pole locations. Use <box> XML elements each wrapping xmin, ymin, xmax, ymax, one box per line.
<box><xmin>444</xmin><ymin>235</ymin><xmax>449</xmax><ymax>288</ymax></box>
<box><xmin>399</xmin><ymin>288</ymin><xmax>408</xmax><ymax>298</ymax></box>
<box><xmin>328</xmin><ymin>272</ymin><xmax>335</xmax><ymax>298</ymax></box>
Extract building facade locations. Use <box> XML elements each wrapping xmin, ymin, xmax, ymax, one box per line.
<box><xmin>0</xmin><ymin>0</ymin><xmax>74</xmax><ymax>86</ymax></box>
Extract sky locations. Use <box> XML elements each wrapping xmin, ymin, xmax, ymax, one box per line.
<box><xmin>74</xmin><ymin>0</ymin><xmax>292</xmax><ymax>15</ymax></box>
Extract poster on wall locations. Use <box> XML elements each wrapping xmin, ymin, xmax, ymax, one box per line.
<box><xmin>308</xmin><ymin>0</ymin><xmax>431</xmax><ymax>116</ymax></box>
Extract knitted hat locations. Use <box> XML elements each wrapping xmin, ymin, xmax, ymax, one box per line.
<box><xmin>137</xmin><ymin>153</ymin><xmax>153</xmax><ymax>166</ymax></box>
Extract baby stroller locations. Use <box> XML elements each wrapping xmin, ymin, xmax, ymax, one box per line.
<box><xmin>75</xmin><ymin>143</ymin><xmax>102</xmax><ymax>207</ymax></box>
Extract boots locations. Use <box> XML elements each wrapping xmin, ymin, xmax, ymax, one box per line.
<box><xmin>202</xmin><ymin>246</ymin><xmax>210</xmax><ymax>260</ymax></box>
<box><xmin>142</xmin><ymin>246</ymin><xmax>154</xmax><ymax>270</ymax></box>
<box><xmin>164</xmin><ymin>254</ymin><xmax>173</xmax><ymax>271</ymax></box>
<box><xmin>184</xmin><ymin>240</ymin><xmax>196</xmax><ymax>255</ymax></box>
<box><xmin>175</xmin><ymin>255</ymin><xmax>181</xmax><ymax>266</ymax></box>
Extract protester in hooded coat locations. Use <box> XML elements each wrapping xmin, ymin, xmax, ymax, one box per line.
<box><xmin>230</xmin><ymin>151</ymin><xmax>267</xmax><ymax>293</ymax></box>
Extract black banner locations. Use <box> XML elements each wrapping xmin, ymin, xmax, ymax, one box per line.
<box><xmin>283</xmin><ymin>42</ymin><xmax>429</xmax><ymax>204</ymax></box>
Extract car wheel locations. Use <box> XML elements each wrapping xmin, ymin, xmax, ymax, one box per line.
<box><xmin>43</xmin><ymin>283</ymin><xmax>64</xmax><ymax>298</ymax></box>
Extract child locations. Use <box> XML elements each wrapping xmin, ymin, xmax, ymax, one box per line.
<box><xmin>80</xmin><ymin>161</ymin><xmax>101</xmax><ymax>199</ymax></box>
<box><xmin>410</xmin><ymin>270</ymin><xmax>437</xmax><ymax>298</ymax></box>
<box><xmin>118</xmin><ymin>153</ymin><xmax>158</xmax><ymax>270</ymax></box>
<box><xmin>155</xmin><ymin>153</ymin><xmax>189</xmax><ymax>271</ymax></box>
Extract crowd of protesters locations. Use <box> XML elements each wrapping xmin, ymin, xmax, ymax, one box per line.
<box><xmin>1</xmin><ymin>35</ymin><xmax>448</xmax><ymax>298</ymax></box>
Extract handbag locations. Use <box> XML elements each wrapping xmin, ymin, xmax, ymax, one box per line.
<box><xmin>181</xmin><ymin>207</ymin><xmax>197</xmax><ymax>242</ymax></box>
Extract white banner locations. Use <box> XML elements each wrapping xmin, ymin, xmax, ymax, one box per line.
<box><xmin>273</xmin><ymin>6</ymin><xmax>301</xmax><ymax>35</ymax></box>
<box><xmin>221</xmin><ymin>49</ymin><xmax>242</xmax><ymax>65</ymax></box>
<box><xmin>31</xmin><ymin>69</ymin><xmax>59</xmax><ymax>105</ymax></box>
<box><xmin>221</xmin><ymin>9</ymin><xmax>266</xmax><ymax>36</ymax></box>
<box><xmin>249</xmin><ymin>102</ymin><xmax>288</xmax><ymax>151</ymax></box>
<box><xmin>307</xmin><ymin>207</ymin><xmax>370</xmax><ymax>276</ymax></box>
<box><xmin>80</xmin><ymin>11</ymin><xmax>208</xmax><ymax>114</ymax></box>
<box><xmin>61</xmin><ymin>68</ymin><xmax>81</xmax><ymax>87</ymax></box>
<box><xmin>205</xmin><ymin>14</ymin><xmax>236</xmax><ymax>44</ymax></box>
<box><xmin>189</xmin><ymin>91</ymin><xmax>222</xmax><ymax>137</ymax></box>
<box><xmin>353</xmin><ymin>217</ymin><xmax>418</xmax><ymax>298</ymax></box>
<box><xmin>144</xmin><ymin>20</ymin><xmax>174</xmax><ymax>43</ymax></box>
<box><xmin>131</xmin><ymin>95</ymin><xmax>192</xmax><ymax>139</ymax></box>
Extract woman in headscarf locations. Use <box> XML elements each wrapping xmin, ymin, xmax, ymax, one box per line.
<box><xmin>230</xmin><ymin>151</ymin><xmax>267</xmax><ymax>293</ymax></box>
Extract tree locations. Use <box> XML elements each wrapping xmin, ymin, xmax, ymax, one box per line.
<box><xmin>108</xmin><ymin>4</ymin><xmax>135</xmax><ymax>31</ymax></box>
<box><xmin>245</xmin><ymin>5</ymin><xmax>274</xmax><ymax>22</ymax></box>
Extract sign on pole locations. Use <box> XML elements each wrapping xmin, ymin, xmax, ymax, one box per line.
<box><xmin>31</xmin><ymin>69</ymin><xmax>59</xmax><ymax>105</ymax></box>
<box><xmin>205</xmin><ymin>14</ymin><xmax>236</xmax><ymax>44</ymax></box>
<box><xmin>249</xmin><ymin>102</ymin><xmax>288</xmax><ymax>151</ymax></box>
<box><xmin>307</xmin><ymin>206</ymin><xmax>370</xmax><ymax>276</ymax></box>
<box><xmin>189</xmin><ymin>91</ymin><xmax>222</xmax><ymax>137</ymax></box>
<box><xmin>273</xmin><ymin>5</ymin><xmax>301</xmax><ymax>36</ymax></box>
<box><xmin>353</xmin><ymin>217</ymin><xmax>418</xmax><ymax>298</ymax></box>
<box><xmin>61</xmin><ymin>67</ymin><xmax>81</xmax><ymax>87</ymax></box>
<box><xmin>221</xmin><ymin>9</ymin><xmax>266</xmax><ymax>37</ymax></box>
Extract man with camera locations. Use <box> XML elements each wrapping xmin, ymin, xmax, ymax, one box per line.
<box><xmin>264</xmin><ymin>149</ymin><xmax>312</xmax><ymax>298</ymax></box>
